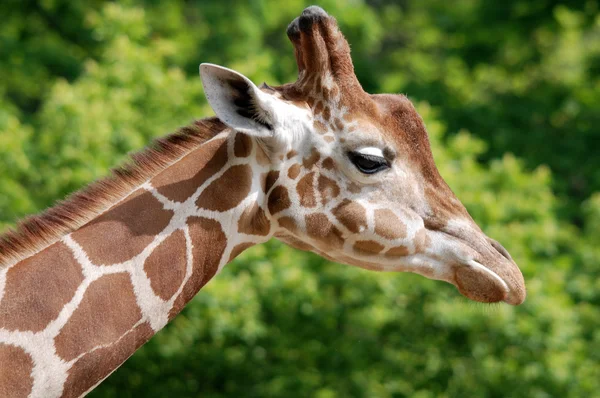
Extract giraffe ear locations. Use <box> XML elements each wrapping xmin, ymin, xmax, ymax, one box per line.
<box><xmin>200</xmin><ymin>63</ymin><xmax>275</xmax><ymax>138</ymax></box>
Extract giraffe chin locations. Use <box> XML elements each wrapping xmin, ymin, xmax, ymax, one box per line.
<box><xmin>454</xmin><ymin>260</ymin><xmax>521</xmax><ymax>305</ymax></box>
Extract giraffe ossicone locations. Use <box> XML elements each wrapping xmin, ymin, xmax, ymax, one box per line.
<box><xmin>0</xmin><ymin>6</ymin><xmax>525</xmax><ymax>397</ymax></box>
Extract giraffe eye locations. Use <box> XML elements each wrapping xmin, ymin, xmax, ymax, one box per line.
<box><xmin>348</xmin><ymin>151</ymin><xmax>390</xmax><ymax>174</ymax></box>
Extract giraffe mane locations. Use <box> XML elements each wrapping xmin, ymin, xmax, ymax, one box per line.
<box><xmin>0</xmin><ymin>117</ymin><xmax>227</xmax><ymax>267</ymax></box>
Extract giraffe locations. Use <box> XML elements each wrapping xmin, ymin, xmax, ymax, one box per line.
<box><xmin>0</xmin><ymin>6</ymin><xmax>526</xmax><ymax>397</ymax></box>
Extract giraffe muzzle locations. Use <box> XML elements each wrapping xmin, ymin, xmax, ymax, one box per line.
<box><xmin>451</xmin><ymin>236</ymin><xmax>526</xmax><ymax>305</ymax></box>
<box><xmin>423</xmin><ymin>222</ymin><xmax>526</xmax><ymax>305</ymax></box>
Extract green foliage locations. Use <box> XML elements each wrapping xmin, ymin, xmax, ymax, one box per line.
<box><xmin>0</xmin><ymin>1</ymin><xmax>598</xmax><ymax>397</ymax></box>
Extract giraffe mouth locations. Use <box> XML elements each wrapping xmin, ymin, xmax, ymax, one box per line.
<box><xmin>454</xmin><ymin>259</ymin><xmax>523</xmax><ymax>305</ymax></box>
<box><xmin>425</xmin><ymin>227</ymin><xmax>526</xmax><ymax>305</ymax></box>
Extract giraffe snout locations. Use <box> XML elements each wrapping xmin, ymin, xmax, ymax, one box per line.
<box><xmin>432</xmin><ymin>223</ymin><xmax>527</xmax><ymax>305</ymax></box>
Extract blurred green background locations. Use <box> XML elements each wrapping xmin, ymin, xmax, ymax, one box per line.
<box><xmin>1</xmin><ymin>0</ymin><xmax>599</xmax><ymax>396</ymax></box>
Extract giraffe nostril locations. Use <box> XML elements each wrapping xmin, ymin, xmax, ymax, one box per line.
<box><xmin>489</xmin><ymin>238</ymin><xmax>513</xmax><ymax>262</ymax></box>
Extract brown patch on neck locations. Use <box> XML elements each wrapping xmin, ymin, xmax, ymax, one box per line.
<box><xmin>267</xmin><ymin>186</ymin><xmax>291</xmax><ymax>215</ymax></box>
<box><xmin>71</xmin><ymin>189</ymin><xmax>174</xmax><ymax>265</ymax></box>
<box><xmin>234</xmin><ymin>133</ymin><xmax>253</xmax><ymax>158</ymax></box>
<box><xmin>0</xmin><ymin>242</ymin><xmax>83</xmax><ymax>332</ymax></box>
<box><xmin>143</xmin><ymin>230</ymin><xmax>187</xmax><ymax>301</ymax></box>
<box><xmin>263</xmin><ymin>170</ymin><xmax>280</xmax><ymax>194</ymax></box>
<box><xmin>168</xmin><ymin>217</ymin><xmax>226</xmax><ymax>319</ymax></box>
<box><xmin>238</xmin><ymin>202</ymin><xmax>271</xmax><ymax>236</ymax></box>
<box><xmin>0</xmin><ymin>344</ymin><xmax>33</xmax><ymax>398</ymax></box>
<box><xmin>228</xmin><ymin>242</ymin><xmax>255</xmax><ymax>262</ymax></box>
<box><xmin>54</xmin><ymin>272</ymin><xmax>142</xmax><ymax>361</ymax></box>
<box><xmin>277</xmin><ymin>216</ymin><xmax>300</xmax><ymax>235</ymax></box>
<box><xmin>152</xmin><ymin>138</ymin><xmax>228</xmax><ymax>203</ymax></box>
<box><xmin>196</xmin><ymin>165</ymin><xmax>253</xmax><ymax>211</ymax></box>
<box><xmin>0</xmin><ymin>118</ymin><xmax>225</xmax><ymax>266</ymax></box>
<box><xmin>60</xmin><ymin>322</ymin><xmax>154</xmax><ymax>398</ymax></box>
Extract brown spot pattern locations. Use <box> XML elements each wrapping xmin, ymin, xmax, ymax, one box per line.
<box><xmin>228</xmin><ymin>242</ymin><xmax>255</xmax><ymax>262</ymax></box>
<box><xmin>152</xmin><ymin>138</ymin><xmax>227</xmax><ymax>202</ymax></box>
<box><xmin>72</xmin><ymin>189</ymin><xmax>173</xmax><ymax>265</ymax></box>
<box><xmin>196</xmin><ymin>165</ymin><xmax>252</xmax><ymax>211</ymax></box>
<box><xmin>55</xmin><ymin>273</ymin><xmax>142</xmax><ymax>361</ymax></box>
<box><xmin>0</xmin><ymin>242</ymin><xmax>83</xmax><ymax>332</ymax></box>
<box><xmin>286</xmin><ymin>150</ymin><xmax>298</xmax><ymax>159</ymax></box>
<box><xmin>0</xmin><ymin>344</ymin><xmax>33</xmax><ymax>398</ymax></box>
<box><xmin>60</xmin><ymin>322</ymin><xmax>154</xmax><ymax>398</ymax></box>
<box><xmin>267</xmin><ymin>186</ymin><xmax>291</xmax><ymax>215</ymax></box>
<box><xmin>263</xmin><ymin>170</ymin><xmax>280</xmax><ymax>194</ymax></box>
<box><xmin>332</xmin><ymin>200</ymin><xmax>367</xmax><ymax>234</ymax></box>
<box><xmin>297</xmin><ymin>172</ymin><xmax>317</xmax><ymax>208</ymax></box>
<box><xmin>169</xmin><ymin>217</ymin><xmax>226</xmax><ymax>319</ymax></box>
<box><xmin>287</xmin><ymin>164</ymin><xmax>301</xmax><ymax>180</ymax></box>
<box><xmin>302</xmin><ymin>150</ymin><xmax>320</xmax><ymax>169</ymax></box>
<box><xmin>143</xmin><ymin>230</ymin><xmax>187</xmax><ymax>301</ymax></box>
<box><xmin>277</xmin><ymin>216</ymin><xmax>299</xmax><ymax>235</ymax></box>
<box><xmin>322</xmin><ymin>157</ymin><xmax>335</xmax><ymax>170</ymax></box>
<box><xmin>314</xmin><ymin>101</ymin><xmax>324</xmax><ymax>115</ymax></box>
<box><xmin>347</xmin><ymin>182</ymin><xmax>362</xmax><ymax>194</ymax></box>
<box><xmin>353</xmin><ymin>240</ymin><xmax>385</xmax><ymax>255</ymax></box>
<box><xmin>314</xmin><ymin>121</ymin><xmax>327</xmax><ymax>134</ymax></box>
<box><xmin>238</xmin><ymin>202</ymin><xmax>270</xmax><ymax>236</ymax></box>
<box><xmin>318</xmin><ymin>175</ymin><xmax>340</xmax><ymax>205</ymax></box>
<box><xmin>385</xmin><ymin>246</ymin><xmax>410</xmax><ymax>257</ymax></box>
<box><xmin>305</xmin><ymin>213</ymin><xmax>344</xmax><ymax>250</ymax></box>
<box><xmin>323</xmin><ymin>106</ymin><xmax>331</xmax><ymax>121</ymax></box>
<box><xmin>374</xmin><ymin>209</ymin><xmax>406</xmax><ymax>240</ymax></box>
<box><xmin>234</xmin><ymin>133</ymin><xmax>252</xmax><ymax>158</ymax></box>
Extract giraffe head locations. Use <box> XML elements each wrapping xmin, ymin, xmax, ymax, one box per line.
<box><xmin>200</xmin><ymin>6</ymin><xmax>525</xmax><ymax>305</ymax></box>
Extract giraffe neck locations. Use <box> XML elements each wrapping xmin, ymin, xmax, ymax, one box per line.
<box><xmin>0</xmin><ymin>126</ymin><xmax>274</xmax><ymax>398</ymax></box>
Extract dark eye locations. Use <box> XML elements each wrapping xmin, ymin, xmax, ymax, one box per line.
<box><xmin>348</xmin><ymin>151</ymin><xmax>390</xmax><ymax>174</ymax></box>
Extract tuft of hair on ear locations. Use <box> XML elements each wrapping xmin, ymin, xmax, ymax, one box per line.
<box><xmin>227</xmin><ymin>78</ymin><xmax>273</xmax><ymax>131</ymax></box>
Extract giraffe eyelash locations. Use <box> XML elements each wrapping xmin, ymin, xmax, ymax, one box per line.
<box><xmin>355</xmin><ymin>147</ymin><xmax>385</xmax><ymax>158</ymax></box>
<box><xmin>347</xmin><ymin>151</ymin><xmax>390</xmax><ymax>174</ymax></box>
